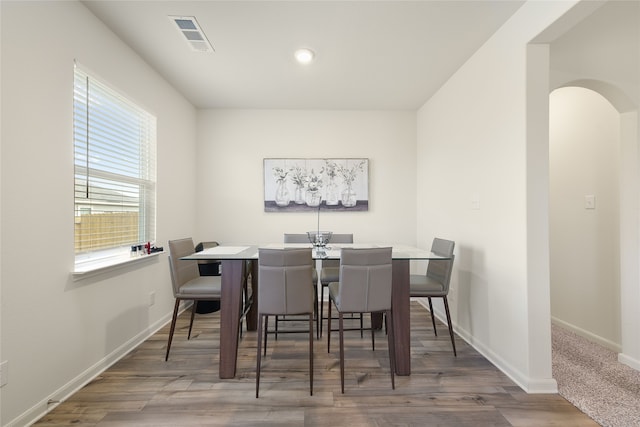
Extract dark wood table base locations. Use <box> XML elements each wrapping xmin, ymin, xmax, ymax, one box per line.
<box><xmin>218</xmin><ymin>258</ymin><xmax>411</xmax><ymax>378</ymax></box>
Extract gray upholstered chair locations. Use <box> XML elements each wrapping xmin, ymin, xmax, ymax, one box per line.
<box><xmin>319</xmin><ymin>233</ymin><xmax>354</xmax><ymax>337</ymax></box>
<box><xmin>327</xmin><ymin>247</ymin><xmax>395</xmax><ymax>393</ymax></box>
<box><xmin>166</xmin><ymin>238</ymin><xmax>222</xmax><ymax>361</ymax></box>
<box><xmin>409</xmin><ymin>238</ymin><xmax>457</xmax><ymax>356</ymax></box>
<box><xmin>256</xmin><ymin>248</ymin><xmax>315</xmax><ymax>397</ymax></box>
<box><xmin>283</xmin><ymin>233</ymin><xmax>320</xmax><ymax>338</ymax></box>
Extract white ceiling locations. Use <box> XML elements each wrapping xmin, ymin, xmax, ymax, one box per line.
<box><xmin>82</xmin><ymin>0</ymin><xmax>526</xmax><ymax>110</ymax></box>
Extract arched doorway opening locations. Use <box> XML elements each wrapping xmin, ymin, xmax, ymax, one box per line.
<box><xmin>547</xmin><ymin>83</ymin><xmax>640</xmax><ymax>425</ymax></box>
<box><xmin>549</xmin><ymin>85</ymin><xmax>621</xmax><ymax>350</ymax></box>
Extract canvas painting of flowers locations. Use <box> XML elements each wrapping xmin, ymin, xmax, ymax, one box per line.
<box><xmin>263</xmin><ymin>158</ymin><xmax>369</xmax><ymax>212</ymax></box>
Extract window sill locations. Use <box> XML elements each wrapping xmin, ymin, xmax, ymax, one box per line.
<box><xmin>72</xmin><ymin>250</ymin><xmax>164</xmax><ymax>280</ymax></box>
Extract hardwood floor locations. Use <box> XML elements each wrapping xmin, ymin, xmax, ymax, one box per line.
<box><xmin>34</xmin><ymin>302</ymin><xmax>597</xmax><ymax>426</ymax></box>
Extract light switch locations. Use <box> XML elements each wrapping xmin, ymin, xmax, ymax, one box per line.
<box><xmin>471</xmin><ymin>194</ymin><xmax>480</xmax><ymax>210</ymax></box>
<box><xmin>585</xmin><ymin>195</ymin><xmax>596</xmax><ymax>209</ymax></box>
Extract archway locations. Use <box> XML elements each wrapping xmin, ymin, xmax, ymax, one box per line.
<box><xmin>551</xmin><ymin>80</ymin><xmax>639</xmax><ymax>371</ymax></box>
<box><xmin>525</xmin><ymin>0</ymin><xmax>639</xmax><ymax>397</ymax></box>
<box><xmin>549</xmin><ymin>86</ymin><xmax>621</xmax><ymax>349</ymax></box>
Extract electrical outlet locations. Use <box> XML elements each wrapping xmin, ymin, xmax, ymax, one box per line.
<box><xmin>0</xmin><ymin>360</ymin><xmax>8</xmax><ymax>387</ymax></box>
<box><xmin>149</xmin><ymin>291</ymin><xmax>156</xmax><ymax>307</ymax></box>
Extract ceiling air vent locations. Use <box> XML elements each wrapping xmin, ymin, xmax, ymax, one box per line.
<box><xmin>169</xmin><ymin>16</ymin><xmax>214</xmax><ymax>53</ymax></box>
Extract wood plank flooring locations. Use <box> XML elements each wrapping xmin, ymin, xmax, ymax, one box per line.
<box><xmin>34</xmin><ymin>302</ymin><xmax>598</xmax><ymax>426</ymax></box>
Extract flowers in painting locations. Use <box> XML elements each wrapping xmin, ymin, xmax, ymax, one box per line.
<box><xmin>323</xmin><ymin>160</ymin><xmax>340</xmax><ymax>205</ymax></box>
<box><xmin>304</xmin><ymin>167</ymin><xmax>324</xmax><ymax>192</ymax></box>
<box><xmin>337</xmin><ymin>160</ymin><xmax>365</xmax><ymax>207</ymax></box>
<box><xmin>289</xmin><ymin>165</ymin><xmax>307</xmax><ymax>188</ymax></box>
<box><xmin>272</xmin><ymin>166</ymin><xmax>289</xmax><ymax>183</ymax></box>
<box><xmin>272</xmin><ymin>166</ymin><xmax>291</xmax><ymax>206</ymax></box>
<box><xmin>337</xmin><ymin>160</ymin><xmax>365</xmax><ymax>187</ymax></box>
<box><xmin>324</xmin><ymin>160</ymin><xmax>338</xmax><ymax>180</ymax></box>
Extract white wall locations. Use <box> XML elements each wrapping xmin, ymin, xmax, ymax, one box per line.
<box><xmin>416</xmin><ymin>1</ymin><xmax>583</xmax><ymax>392</ymax></box>
<box><xmin>619</xmin><ymin>110</ymin><xmax>640</xmax><ymax>370</ymax></box>
<box><xmin>0</xmin><ymin>2</ymin><xmax>198</xmax><ymax>425</ymax></box>
<box><xmin>549</xmin><ymin>87</ymin><xmax>621</xmax><ymax>350</ymax></box>
<box><xmin>195</xmin><ymin>110</ymin><xmax>417</xmax><ymax>245</ymax></box>
<box><xmin>0</xmin><ymin>0</ymin><xmax>4</xmax><ymax>423</ymax></box>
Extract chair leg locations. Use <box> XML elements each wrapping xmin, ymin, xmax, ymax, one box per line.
<box><xmin>339</xmin><ymin>312</ymin><xmax>345</xmax><ymax>394</ymax></box>
<box><xmin>314</xmin><ymin>285</ymin><xmax>320</xmax><ymax>340</ymax></box>
<box><xmin>188</xmin><ymin>300</ymin><xmax>197</xmax><ymax>340</ymax></box>
<box><xmin>309</xmin><ymin>313</ymin><xmax>314</xmax><ymax>396</ymax></box>
<box><xmin>320</xmin><ymin>284</ymin><xmax>326</xmax><ymax>337</ymax></box>
<box><xmin>263</xmin><ymin>315</ymin><xmax>269</xmax><ymax>356</ymax></box>
<box><xmin>385</xmin><ymin>309</ymin><xmax>396</xmax><ymax>390</ymax></box>
<box><xmin>428</xmin><ymin>297</ymin><xmax>437</xmax><ymax>336</ymax></box>
<box><xmin>443</xmin><ymin>296</ymin><xmax>457</xmax><ymax>357</ymax></box>
<box><xmin>370</xmin><ymin>313</ymin><xmax>375</xmax><ymax>351</ymax></box>
<box><xmin>165</xmin><ymin>299</ymin><xmax>180</xmax><ymax>361</ymax></box>
<box><xmin>360</xmin><ymin>313</ymin><xmax>364</xmax><ymax>338</ymax></box>
<box><xmin>327</xmin><ymin>297</ymin><xmax>332</xmax><ymax>353</ymax></box>
<box><xmin>256</xmin><ymin>314</ymin><xmax>264</xmax><ymax>398</ymax></box>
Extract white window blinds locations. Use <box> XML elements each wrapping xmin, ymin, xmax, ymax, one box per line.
<box><xmin>74</xmin><ymin>66</ymin><xmax>157</xmax><ymax>257</ymax></box>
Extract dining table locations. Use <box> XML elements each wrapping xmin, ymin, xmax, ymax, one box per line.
<box><xmin>181</xmin><ymin>243</ymin><xmax>451</xmax><ymax>379</ymax></box>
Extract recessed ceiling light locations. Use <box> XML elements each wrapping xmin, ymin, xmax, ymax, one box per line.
<box><xmin>294</xmin><ymin>48</ymin><xmax>315</xmax><ymax>64</ymax></box>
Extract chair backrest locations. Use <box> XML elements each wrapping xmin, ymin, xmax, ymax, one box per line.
<box><xmin>427</xmin><ymin>238</ymin><xmax>455</xmax><ymax>293</ymax></box>
<box><xmin>329</xmin><ymin>233</ymin><xmax>354</xmax><ymax>244</ymax></box>
<box><xmin>337</xmin><ymin>247</ymin><xmax>392</xmax><ymax>313</ymax></box>
<box><xmin>283</xmin><ymin>233</ymin><xmax>311</xmax><ymax>244</ymax></box>
<box><xmin>168</xmin><ymin>238</ymin><xmax>199</xmax><ymax>296</ymax></box>
<box><xmin>283</xmin><ymin>233</ymin><xmax>353</xmax><ymax>245</ymax></box>
<box><xmin>195</xmin><ymin>240</ymin><xmax>219</xmax><ymax>252</ymax></box>
<box><xmin>258</xmin><ymin>248</ymin><xmax>314</xmax><ymax>316</ymax></box>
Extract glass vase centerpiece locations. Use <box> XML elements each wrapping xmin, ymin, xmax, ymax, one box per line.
<box><xmin>307</xmin><ymin>230</ymin><xmax>333</xmax><ymax>257</ymax></box>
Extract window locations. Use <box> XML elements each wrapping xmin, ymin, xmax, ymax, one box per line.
<box><xmin>74</xmin><ymin>65</ymin><xmax>156</xmax><ymax>266</ymax></box>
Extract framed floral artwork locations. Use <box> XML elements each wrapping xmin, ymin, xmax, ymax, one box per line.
<box><xmin>263</xmin><ymin>158</ymin><xmax>369</xmax><ymax>212</ymax></box>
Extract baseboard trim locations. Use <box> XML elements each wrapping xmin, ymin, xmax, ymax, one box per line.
<box><xmin>9</xmin><ymin>307</ymin><xmax>180</xmax><ymax>427</ymax></box>
<box><xmin>618</xmin><ymin>353</ymin><xmax>640</xmax><ymax>371</ymax></box>
<box><xmin>414</xmin><ymin>298</ymin><xmax>558</xmax><ymax>394</ymax></box>
<box><xmin>550</xmin><ymin>316</ymin><xmax>622</xmax><ymax>353</ymax></box>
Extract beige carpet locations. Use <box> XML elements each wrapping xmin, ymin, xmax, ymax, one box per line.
<box><xmin>552</xmin><ymin>324</ymin><xmax>640</xmax><ymax>427</ymax></box>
